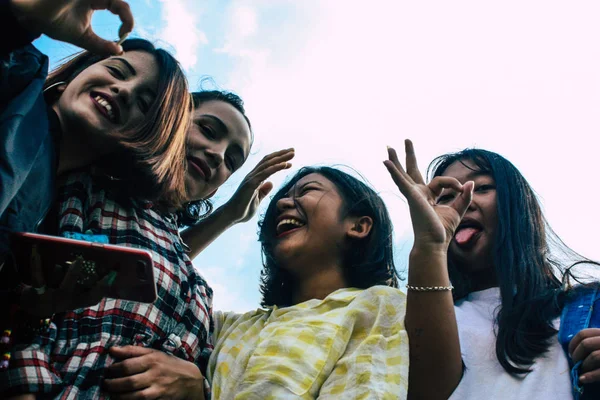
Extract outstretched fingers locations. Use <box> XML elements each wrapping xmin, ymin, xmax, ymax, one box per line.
<box><xmin>384</xmin><ymin>146</ymin><xmax>415</xmax><ymax>195</ymax></box>
<box><xmin>253</xmin><ymin>149</ymin><xmax>294</xmax><ymax>173</ymax></box>
<box><xmin>243</xmin><ymin>148</ymin><xmax>295</xmax><ymax>189</ymax></box>
<box><xmin>404</xmin><ymin>139</ymin><xmax>425</xmax><ymax>185</ymax></box>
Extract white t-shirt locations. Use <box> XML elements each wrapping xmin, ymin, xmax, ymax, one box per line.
<box><xmin>449</xmin><ymin>287</ymin><xmax>573</xmax><ymax>400</ymax></box>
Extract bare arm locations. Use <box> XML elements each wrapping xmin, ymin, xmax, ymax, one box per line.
<box><xmin>384</xmin><ymin>141</ymin><xmax>471</xmax><ymax>399</ymax></box>
<box><xmin>182</xmin><ymin>148</ymin><xmax>294</xmax><ymax>260</ymax></box>
<box><xmin>181</xmin><ymin>204</ymin><xmax>237</xmax><ymax>260</ymax></box>
<box><xmin>405</xmin><ymin>248</ymin><xmax>462</xmax><ymax>400</ymax></box>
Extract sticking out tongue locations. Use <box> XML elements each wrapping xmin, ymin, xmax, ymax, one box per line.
<box><xmin>454</xmin><ymin>227</ymin><xmax>480</xmax><ymax>246</ymax></box>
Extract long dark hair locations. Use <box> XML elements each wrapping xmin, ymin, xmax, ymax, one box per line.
<box><xmin>258</xmin><ymin>166</ymin><xmax>399</xmax><ymax>307</ymax></box>
<box><xmin>45</xmin><ymin>38</ymin><xmax>191</xmax><ymax>208</ymax></box>
<box><xmin>176</xmin><ymin>90</ymin><xmax>253</xmax><ymax>227</ymax></box>
<box><xmin>430</xmin><ymin>149</ymin><xmax>599</xmax><ymax>374</ymax></box>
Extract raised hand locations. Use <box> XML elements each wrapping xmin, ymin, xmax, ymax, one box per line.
<box><xmin>383</xmin><ymin>139</ymin><xmax>474</xmax><ymax>251</ymax></box>
<box><xmin>10</xmin><ymin>0</ymin><xmax>134</xmax><ymax>55</ymax></box>
<box><xmin>386</xmin><ymin>140</ymin><xmax>469</xmax><ymax>400</ymax></box>
<box><xmin>223</xmin><ymin>148</ymin><xmax>295</xmax><ymax>224</ymax></box>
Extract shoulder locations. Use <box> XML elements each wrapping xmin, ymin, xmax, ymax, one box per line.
<box><xmin>354</xmin><ymin>285</ymin><xmax>406</xmax><ymax>307</ymax></box>
<box><xmin>324</xmin><ymin>286</ymin><xmax>406</xmax><ymax>326</ymax></box>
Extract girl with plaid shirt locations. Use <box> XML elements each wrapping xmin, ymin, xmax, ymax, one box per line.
<box><xmin>3</xmin><ymin>87</ymin><xmax>294</xmax><ymax>399</ymax></box>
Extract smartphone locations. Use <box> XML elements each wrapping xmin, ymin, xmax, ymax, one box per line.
<box><xmin>9</xmin><ymin>232</ymin><xmax>157</xmax><ymax>303</ymax></box>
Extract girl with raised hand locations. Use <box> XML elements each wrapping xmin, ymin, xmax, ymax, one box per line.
<box><xmin>197</xmin><ymin>166</ymin><xmax>408</xmax><ymax>399</ymax></box>
<box><xmin>385</xmin><ymin>140</ymin><xmax>600</xmax><ymax>400</ymax></box>
<box><xmin>1</xmin><ymin>0</ymin><xmax>191</xmax><ymax>312</ymax></box>
<box><xmin>2</xmin><ymin>88</ymin><xmax>295</xmax><ymax>399</ymax></box>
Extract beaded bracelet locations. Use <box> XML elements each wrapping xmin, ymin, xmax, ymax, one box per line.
<box><xmin>406</xmin><ymin>284</ymin><xmax>454</xmax><ymax>292</ymax></box>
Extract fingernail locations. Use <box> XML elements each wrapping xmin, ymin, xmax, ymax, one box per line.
<box><xmin>107</xmin><ymin>271</ymin><xmax>117</xmax><ymax>286</ymax></box>
<box><xmin>580</xmin><ymin>375</ymin><xmax>588</xmax><ymax>383</ymax></box>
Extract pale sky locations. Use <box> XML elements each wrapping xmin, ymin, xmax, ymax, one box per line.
<box><xmin>39</xmin><ymin>0</ymin><xmax>600</xmax><ymax>312</ymax></box>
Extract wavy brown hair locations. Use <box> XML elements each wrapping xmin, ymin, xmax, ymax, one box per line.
<box><xmin>45</xmin><ymin>39</ymin><xmax>191</xmax><ymax>208</ymax></box>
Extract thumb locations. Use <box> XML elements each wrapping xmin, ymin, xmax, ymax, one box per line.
<box><xmin>109</xmin><ymin>345</ymin><xmax>154</xmax><ymax>359</ymax></box>
<box><xmin>257</xmin><ymin>182</ymin><xmax>273</xmax><ymax>202</ymax></box>
<box><xmin>76</xmin><ymin>28</ymin><xmax>123</xmax><ymax>56</ymax></box>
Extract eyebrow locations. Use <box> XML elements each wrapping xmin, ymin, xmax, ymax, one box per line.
<box><xmin>464</xmin><ymin>170</ymin><xmax>491</xmax><ymax>180</ymax></box>
<box><xmin>114</xmin><ymin>57</ymin><xmax>137</xmax><ymax>76</ymax></box>
<box><xmin>200</xmin><ymin>115</ymin><xmax>228</xmax><ymax>135</ymax></box>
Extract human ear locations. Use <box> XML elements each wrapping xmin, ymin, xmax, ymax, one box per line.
<box><xmin>346</xmin><ymin>216</ymin><xmax>373</xmax><ymax>240</ymax></box>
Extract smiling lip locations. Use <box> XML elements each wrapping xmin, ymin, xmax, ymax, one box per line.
<box><xmin>275</xmin><ymin>214</ymin><xmax>306</xmax><ymax>238</ymax></box>
<box><xmin>90</xmin><ymin>91</ymin><xmax>120</xmax><ymax>123</ymax></box>
<box><xmin>187</xmin><ymin>156</ymin><xmax>211</xmax><ymax>181</ymax></box>
<box><xmin>276</xmin><ymin>226</ymin><xmax>303</xmax><ymax>238</ymax></box>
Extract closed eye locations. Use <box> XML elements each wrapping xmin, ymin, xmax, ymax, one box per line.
<box><xmin>299</xmin><ymin>186</ymin><xmax>320</xmax><ymax>196</ymax></box>
<box><xmin>107</xmin><ymin>66</ymin><xmax>125</xmax><ymax>79</ymax></box>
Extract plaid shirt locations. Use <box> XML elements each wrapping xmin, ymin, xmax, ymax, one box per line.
<box><xmin>1</xmin><ymin>171</ymin><xmax>213</xmax><ymax>398</ymax></box>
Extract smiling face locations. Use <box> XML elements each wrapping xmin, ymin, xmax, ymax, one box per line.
<box><xmin>184</xmin><ymin>100</ymin><xmax>252</xmax><ymax>202</ymax></box>
<box><xmin>438</xmin><ymin>159</ymin><xmax>498</xmax><ymax>275</ymax></box>
<box><xmin>270</xmin><ymin>173</ymin><xmax>355</xmax><ymax>275</ymax></box>
<box><xmin>53</xmin><ymin>51</ymin><xmax>159</xmax><ymax>150</ymax></box>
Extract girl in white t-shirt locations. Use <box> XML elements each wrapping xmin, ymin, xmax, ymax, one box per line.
<box><xmin>383</xmin><ymin>141</ymin><xmax>600</xmax><ymax>399</ymax></box>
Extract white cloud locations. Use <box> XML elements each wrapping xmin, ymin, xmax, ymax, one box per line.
<box><xmin>158</xmin><ymin>0</ymin><xmax>208</xmax><ymax>70</ymax></box>
<box><xmin>217</xmin><ymin>0</ymin><xmax>600</xmax><ymax>265</ymax></box>
<box><xmin>192</xmin><ymin>0</ymin><xmax>600</xmax><ymax>312</ymax></box>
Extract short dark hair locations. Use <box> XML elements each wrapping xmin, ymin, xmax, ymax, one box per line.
<box><xmin>430</xmin><ymin>148</ymin><xmax>599</xmax><ymax>374</ymax></box>
<box><xmin>258</xmin><ymin>166</ymin><xmax>399</xmax><ymax>307</ymax></box>
<box><xmin>177</xmin><ymin>90</ymin><xmax>253</xmax><ymax>226</ymax></box>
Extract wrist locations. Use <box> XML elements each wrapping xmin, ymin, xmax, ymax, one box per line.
<box><xmin>409</xmin><ymin>243</ymin><xmax>448</xmax><ymax>260</ymax></box>
<box><xmin>218</xmin><ymin>202</ymin><xmax>243</xmax><ymax>226</ymax></box>
<box><xmin>408</xmin><ymin>246</ymin><xmax>452</xmax><ymax>287</ymax></box>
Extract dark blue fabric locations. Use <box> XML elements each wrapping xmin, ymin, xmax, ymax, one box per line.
<box><xmin>0</xmin><ymin>0</ymin><xmax>56</xmax><ymax>321</ymax></box>
<box><xmin>558</xmin><ymin>286</ymin><xmax>600</xmax><ymax>399</ymax></box>
<box><xmin>0</xmin><ymin>0</ymin><xmax>55</xmax><ymax>263</ymax></box>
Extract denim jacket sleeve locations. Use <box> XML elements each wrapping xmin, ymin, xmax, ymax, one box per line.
<box><xmin>558</xmin><ymin>286</ymin><xmax>600</xmax><ymax>400</ymax></box>
<box><xmin>0</xmin><ymin>0</ymin><xmax>50</xmax><ymax>226</ymax></box>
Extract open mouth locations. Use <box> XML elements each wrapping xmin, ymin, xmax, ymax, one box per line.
<box><xmin>91</xmin><ymin>92</ymin><xmax>119</xmax><ymax>123</ymax></box>
<box><xmin>276</xmin><ymin>217</ymin><xmax>305</xmax><ymax>238</ymax></box>
<box><xmin>454</xmin><ymin>218</ymin><xmax>483</xmax><ymax>248</ymax></box>
<box><xmin>187</xmin><ymin>156</ymin><xmax>211</xmax><ymax>181</ymax></box>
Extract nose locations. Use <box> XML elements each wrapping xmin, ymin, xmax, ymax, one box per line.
<box><xmin>110</xmin><ymin>84</ymin><xmax>131</xmax><ymax>107</ymax></box>
<box><xmin>276</xmin><ymin>196</ymin><xmax>295</xmax><ymax>212</ymax></box>
<box><xmin>205</xmin><ymin>147</ymin><xmax>225</xmax><ymax>169</ymax></box>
